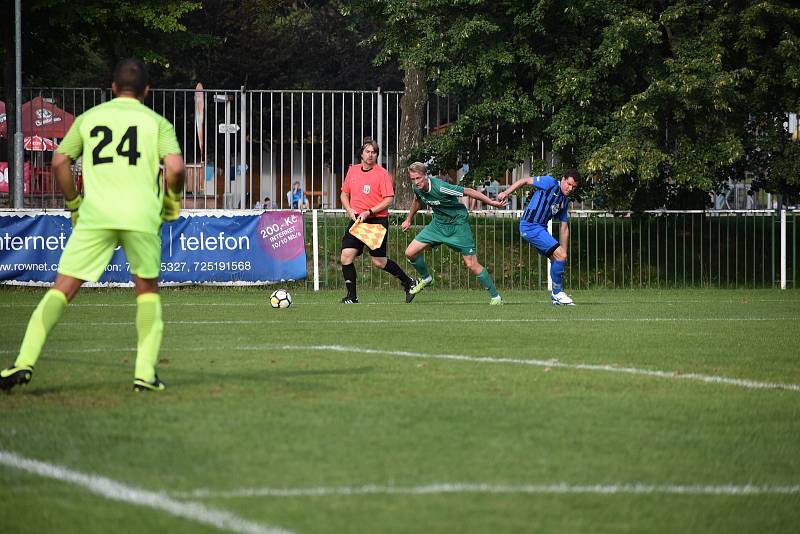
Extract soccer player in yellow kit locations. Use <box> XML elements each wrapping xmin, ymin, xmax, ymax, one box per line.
<box><xmin>0</xmin><ymin>58</ymin><xmax>185</xmax><ymax>392</ymax></box>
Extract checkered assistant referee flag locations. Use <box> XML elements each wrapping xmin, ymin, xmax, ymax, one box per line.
<box><xmin>349</xmin><ymin>220</ymin><xmax>387</xmax><ymax>250</ymax></box>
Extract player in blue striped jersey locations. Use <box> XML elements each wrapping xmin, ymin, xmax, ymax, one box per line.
<box><xmin>498</xmin><ymin>170</ymin><xmax>580</xmax><ymax>305</ymax></box>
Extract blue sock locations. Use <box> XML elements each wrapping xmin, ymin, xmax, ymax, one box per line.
<box><xmin>551</xmin><ymin>259</ymin><xmax>565</xmax><ymax>294</ymax></box>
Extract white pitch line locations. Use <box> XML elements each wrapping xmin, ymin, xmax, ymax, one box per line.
<box><xmin>250</xmin><ymin>345</ymin><xmax>800</xmax><ymax>391</ymax></box>
<box><xmin>0</xmin><ymin>343</ymin><xmax>797</xmax><ymax>393</ymax></box>
<box><xmin>175</xmin><ymin>481</ymin><xmax>800</xmax><ymax>499</ymax></box>
<box><xmin>0</xmin><ymin>450</ymin><xmax>293</xmax><ymax>534</ymax></box>
<box><xmin>265</xmin><ymin>344</ymin><xmax>800</xmax><ymax>393</ymax></box>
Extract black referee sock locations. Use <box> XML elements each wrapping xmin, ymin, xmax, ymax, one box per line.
<box><xmin>383</xmin><ymin>259</ymin><xmax>413</xmax><ymax>288</ymax></box>
<box><xmin>342</xmin><ymin>263</ymin><xmax>357</xmax><ymax>298</ymax></box>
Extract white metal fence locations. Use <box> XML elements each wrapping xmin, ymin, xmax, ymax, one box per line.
<box><xmin>7</xmin><ymin>87</ymin><xmax>466</xmax><ymax>211</ymax></box>
<box><xmin>2</xmin><ymin>87</ymin><xmax>789</xmax><ymax>214</ymax></box>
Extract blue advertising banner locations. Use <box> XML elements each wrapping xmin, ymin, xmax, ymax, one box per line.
<box><xmin>0</xmin><ymin>211</ymin><xmax>307</xmax><ymax>285</ymax></box>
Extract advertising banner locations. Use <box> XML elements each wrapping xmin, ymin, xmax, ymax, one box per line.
<box><xmin>0</xmin><ymin>162</ymin><xmax>31</xmax><ymax>193</ymax></box>
<box><xmin>0</xmin><ymin>211</ymin><xmax>307</xmax><ymax>285</ymax></box>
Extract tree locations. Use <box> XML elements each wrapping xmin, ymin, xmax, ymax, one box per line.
<box><xmin>0</xmin><ymin>0</ymin><xmax>202</xmax><ymax>193</ymax></box>
<box><xmin>397</xmin><ymin>67</ymin><xmax>427</xmax><ymax>206</ymax></box>
<box><xmin>159</xmin><ymin>0</ymin><xmax>402</xmax><ymax>90</ymax></box>
<box><xmin>584</xmin><ymin>1</ymin><xmax>800</xmax><ymax>208</ymax></box>
<box><xmin>345</xmin><ymin>0</ymin><xmax>454</xmax><ymax>207</ymax></box>
<box><xmin>348</xmin><ymin>0</ymin><xmax>800</xmax><ymax>208</ymax></box>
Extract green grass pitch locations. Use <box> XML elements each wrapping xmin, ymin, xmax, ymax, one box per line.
<box><xmin>1</xmin><ymin>286</ymin><xmax>799</xmax><ymax>533</ymax></box>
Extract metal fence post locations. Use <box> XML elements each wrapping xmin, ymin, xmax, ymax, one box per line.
<box><xmin>12</xmin><ymin>0</ymin><xmax>24</xmax><ymax>208</ymax></box>
<box><xmin>240</xmin><ymin>86</ymin><xmax>247</xmax><ymax>209</ymax></box>
<box><xmin>781</xmin><ymin>209</ymin><xmax>787</xmax><ymax>290</ymax></box>
<box><xmin>312</xmin><ymin>209</ymin><xmax>320</xmax><ymax>291</ymax></box>
<box><xmin>376</xmin><ymin>87</ymin><xmax>383</xmax><ymax>167</ymax></box>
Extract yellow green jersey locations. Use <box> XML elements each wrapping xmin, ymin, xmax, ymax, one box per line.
<box><xmin>57</xmin><ymin>97</ymin><xmax>181</xmax><ymax>234</ymax></box>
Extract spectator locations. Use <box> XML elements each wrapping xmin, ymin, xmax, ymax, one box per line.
<box><xmin>745</xmin><ymin>188</ymin><xmax>756</xmax><ymax>210</ymax></box>
<box><xmin>715</xmin><ymin>180</ymin><xmax>733</xmax><ymax>210</ymax></box>
<box><xmin>289</xmin><ymin>182</ymin><xmax>308</xmax><ymax>210</ymax></box>
<box><xmin>715</xmin><ymin>191</ymin><xmax>731</xmax><ymax>210</ymax></box>
<box><xmin>263</xmin><ymin>196</ymin><xmax>272</xmax><ymax>209</ymax></box>
<box><xmin>485</xmin><ymin>178</ymin><xmax>501</xmax><ymax>200</ymax></box>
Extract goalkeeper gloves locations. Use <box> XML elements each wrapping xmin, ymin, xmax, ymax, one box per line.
<box><xmin>65</xmin><ymin>195</ymin><xmax>82</xmax><ymax>227</ymax></box>
<box><xmin>163</xmin><ymin>189</ymin><xmax>182</xmax><ymax>221</ymax></box>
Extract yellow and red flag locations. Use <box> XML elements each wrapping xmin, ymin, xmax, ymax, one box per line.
<box><xmin>349</xmin><ymin>220</ymin><xmax>387</xmax><ymax>250</ymax></box>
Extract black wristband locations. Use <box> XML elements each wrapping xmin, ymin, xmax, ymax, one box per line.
<box><xmin>368</xmin><ymin>208</ymin><xmax>373</xmax><ymax>216</ymax></box>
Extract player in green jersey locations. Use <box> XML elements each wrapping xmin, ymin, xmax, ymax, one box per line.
<box><xmin>0</xmin><ymin>58</ymin><xmax>185</xmax><ymax>393</ymax></box>
<box><xmin>401</xmin><ymin>162</ymin><xmax>505</xmax><ymax>305</ymax></box>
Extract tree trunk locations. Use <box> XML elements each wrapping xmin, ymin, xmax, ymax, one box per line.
<box><xmin>395</xmin><ymin>66</ymin><xmax>427</xmax><ymax>209</ymax></box>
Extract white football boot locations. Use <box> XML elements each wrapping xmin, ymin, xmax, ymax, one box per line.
<box><xmin>551</xmin><ymin>291</ymin><xmax>575</xmax><ymax>306</ymax></box>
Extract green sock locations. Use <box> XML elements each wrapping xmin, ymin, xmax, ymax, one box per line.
<box><xmin>476</xmin><ymin>268</ymin><xmax>499</xmax><ymax>298</ymax></box>
<box><xmin>410</xmin><ymin>256</ymin><xmax>431</xmax><ymax>279</ymax></box>
<box><xmin>16</xmin><ymin>289</ymin><xmax>68</xmax><ymax>368</ymax></box>
<box><xmin>134</xmin><ymin>293</ymin><xmax>163</xmax><ymax>382</ymax></box>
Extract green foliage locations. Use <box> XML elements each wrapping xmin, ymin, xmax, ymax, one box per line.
<box><xmin>4</xmin><ymin>1</ymin><xmax>798</xmax><ymax>207</ymax></box>
<box><xmin>165</xmin><ymin>0</ymin><xmax>402</xmax><ymax>89</ymax></box>
<box><xmin>728</xmin><ymin>112</ymin><xmax>800</xmax><ymax>203</ymax></box>
<box><xmin>1</xmin><ymin>1</ymin><xmax>403</xmax><ymax>93</ymax></box>
<box><xmin>349</xmin><ymin>1</ymin><xmax>800</xmax><ymax>206</ymax></box>
<box><xmin>0</xmin><ymin>0</ymin><xmax>202</xmax><ymax>86</ymax></box>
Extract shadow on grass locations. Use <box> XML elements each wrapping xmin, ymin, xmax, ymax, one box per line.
<box><xmin>7</xmin><ymin>356</ymin><xmax>376</xmax><ymax>396</ymax></box>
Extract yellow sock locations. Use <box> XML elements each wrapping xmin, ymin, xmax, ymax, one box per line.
<box><xmin>17</xmin><ymin>289</ymin><xmax>68</xmax><ymax>368</ymax></box>
<box><xmin>134</xmin><ymin>293</ymin><xmax>163</xmax><ymax>382</ymax></box>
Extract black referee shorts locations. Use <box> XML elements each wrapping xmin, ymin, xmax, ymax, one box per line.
<box><xmin>341</xmin><ymin>216</ymin><xmax>389</xmax><ymax>257</ymax></box>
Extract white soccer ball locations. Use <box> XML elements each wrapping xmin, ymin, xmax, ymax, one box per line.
<box><xmin>270</xmin><ymin>288</ymin><xmax>292</xmax><ymax>309</ymax></box>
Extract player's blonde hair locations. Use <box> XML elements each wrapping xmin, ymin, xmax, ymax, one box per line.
<box><xmin>407</xmin><ymin>162</ymin><xmax>427</xmax><ymax>175</ymax></box>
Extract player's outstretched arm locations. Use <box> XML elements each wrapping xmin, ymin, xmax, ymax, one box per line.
<box><xmin>497</xmin><ymin>177</ymin><xmax>531</xmax><ymax>202</ymax></box>
<box><xmin>401</xmin><ymin>197</ymin><xmax>422</xmax><ymax>231</ymax></box>
<box><xmin>464</xmin><ymin>187</ymin><xmax>504</xmax><ymax>209</ymax></box>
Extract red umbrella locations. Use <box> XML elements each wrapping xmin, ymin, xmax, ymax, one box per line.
<box><xmin>0</xmin><ymin>100</ymin><xmax>6</xmax><ymax>138</ymax></box>
<box><xmin>24</xmin><ymin>135</ymin><xmax>58</xmax><ymax>151</ymax></box>
<box><xmin>21</xmin><ymin>96</ymin><xmax>75</xmax><ymax>138</ymax></box>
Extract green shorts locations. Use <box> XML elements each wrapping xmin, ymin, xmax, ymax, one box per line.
<box><xmin>415</xmin><ymin>219</ymin><xmax>477</xmax><ymax>256</ymax></box>
<box><xmin>58</xmin><ymin>228</ymin><xmax>162</xmax><ymax>282</ymax></box>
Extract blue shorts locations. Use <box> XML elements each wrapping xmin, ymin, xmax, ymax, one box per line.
<box><xmin>520</xmin><ymin>222</ymin><xmax>558</xmax><ymax>257</ymax></box>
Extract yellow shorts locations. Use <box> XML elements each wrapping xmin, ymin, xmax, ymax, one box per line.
<box><xmin>58</xmin><ymin>228</ymin><xmax>161</xmax><ymax>282</ymax></box>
